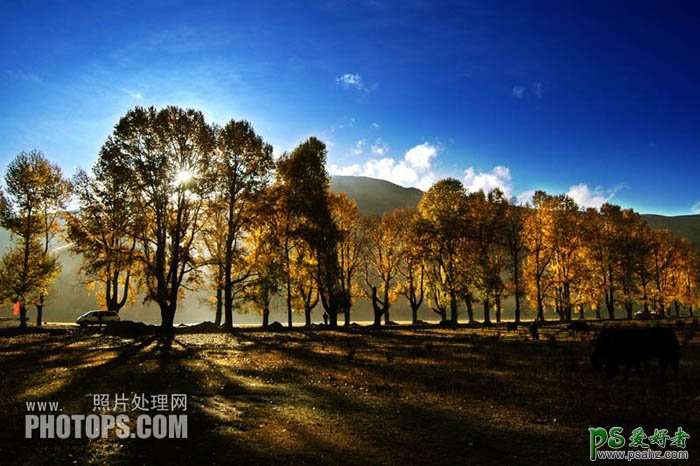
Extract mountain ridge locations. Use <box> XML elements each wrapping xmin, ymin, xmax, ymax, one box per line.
<box><xmin>330</xmin><ymin>175</ymin><xmax>700</xmax><ymax>245</ymax></box>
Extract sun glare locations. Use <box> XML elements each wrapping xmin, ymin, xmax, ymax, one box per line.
<box><xmin>174</xmin><ymin>170</ymin><xmax>193</xmax><ymax>186</ymax></box>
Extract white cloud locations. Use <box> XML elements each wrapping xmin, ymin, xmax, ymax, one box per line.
<box><xmin>272</xmin><ymin>147</ymin><xmax>286</xmax><ymax>161</ymax></box>
<box><xmin>565</xmin><ymin>183</ymin><xmax>618</xmax><ymax>209</ymax></box>
<box><xmin>331</xmin><ymin>142</ymin><xmax>625</xmax><ymax>212</ymax></box>
<box><xmin>329</xmin><ymin>116</ymin><xmax>356</xmax><ymax>133</ymax></box>
<box><xmin>463</xmin><ymin>165</ymin><xmax>512</xmax><ymax>197</ymax></box>
<box><xmin>351</xmin><ymin>139</ymin><xmax>366</xmax><ymax>155</ymax></box>
<box><xmin>405</xmin><ymin>142</ymin><xmax>438</xmax><ymax>169</ymax></box>
<box><xmin>534</xmin><ymin>81</ymin><xmax>543</xmax><ymax>98</ymax></box>
<box><xmin>516</xmin><ymin>190</ymin><xmax>536</xmax><ymax>206</ymax></box>
<box><xmin>370</xmin><ymin>138</ymin><xmax>389</xmax><ymax>156</ymax></box>
<box><xmin>371</xmin><ymin>122</ymin><xmax>380</xmax><ymax>129</ymax></box>
<box><xmin>330</xmin><ymin>157</ymin><xmax>418</xmax><ymax>187</ymax></box>
<box><xmin>331</xmin><ymin>142</ymin><xmax>518</xmax><ymax>195</ymax></box>
<box><xmin>512</xmin><ymin>82</ymin><xmax>543</xmax><ymax>99</ymax></box>
<box><xmin>329</xmin><ymin>142</ymin><xmax>439</xmax><ymax>190</ymax></box>
<box><xmin>691</xmin><ymin>201</ymin><xmax>700</xmax><ymax>214</ymax></box>
<box><xmin>336</xmin><ymin>73</ymin><xmax>374</xmax><ymax>93</ymax></box>
<box><xmin>512</xmin><ymin>86</ymin><xmax>526</xmax><ymax>98</ymax></box>
<box><xmin>125</xmin><ymin>90</ymin><xmax>143</xmax><ymax>100</ymax></box>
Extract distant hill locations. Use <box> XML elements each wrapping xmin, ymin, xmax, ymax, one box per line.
<box><xmin>330</xmin><ymin>176</ymin><xmax>423</xmax><ymax>214</ymax></box>
<box><xmin>331</xmin><ymin>175</ymin><xmax>700</xmax><ymax>246</ymax></box>
<box><xmin>641</xmin><ymin>214</ymin><xmax>700</xmax><ymax>246</ymax></box>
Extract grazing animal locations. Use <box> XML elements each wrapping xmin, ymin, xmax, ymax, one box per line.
<box><xmin>506</xmin><ymin>322</ymin><xmax>519</xmax><ymax>332</ymax></box>
<box><xmin>438</xmin><ymin>319</ymin><xmax>454</xmax><ymax>329</ymax></box>
<box><xmin>567</xmin><ymin>321</ymin><xmax>590</xmax><ymax>333</ymax></box>
<box><xmin>529</xmin><ymin>322</ymin><xmax>539</xmax><ymax>341</ymax></box>
<box><xmin>590</xmin><ymin>327</ymin><xmax>680</xmax><ymax>379</ymax></box>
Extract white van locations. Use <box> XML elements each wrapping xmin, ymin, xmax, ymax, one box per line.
<box><xmin>76</xmin><ymin>310</ymin><xmax>120</xmax><ymax>326</ymax></box>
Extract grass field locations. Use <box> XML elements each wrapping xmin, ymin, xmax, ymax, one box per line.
<box><xmin>0</xmin><ymin>319</ymin><xmax>698</xmax><ymax>465</ymax></box>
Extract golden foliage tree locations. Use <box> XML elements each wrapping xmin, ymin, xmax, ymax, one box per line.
<box><xmin>0</xmin><ymin>150</ymin><xmax>68</xmax><ymax>327</ymax></box>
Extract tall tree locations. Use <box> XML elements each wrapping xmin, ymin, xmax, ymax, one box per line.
<box><xmin>615</xmin><ymin>212</ymin><xmax>645</xmax><ymax>319</ymax></box>
<box><xmin>290</xmin><ymin>238</ymin><xmax>320</xmax><ymax>326</ymax></box>
<box><xmin>468</xmin><ymin>189</ymin><xmax>509</xmax><ymax>323</ymax></box>
<box><xmin>207</xmin><ymin>120</ymin><xmax>274</xmax><ymax>330</ymax></box>
<box><xmin>418</xmin><ymin>179</ymin><xmax>469</xmax><ymax>325</ymax></box>
<box><xmin>0</xmin><ymin>151</ymin><xmax>66</xmax><ymax>327</ymax></box>
<box><xmin>243</xmin><ymin>195</ymin><xmax>283</xmax><ymax>327</ymax></box>
<box><xmin>504</xmin><ymin>200</ymin><xmax>527</xmax><ymax>322</ymax></box>
<box><xmin>105</xmin><ymin>106</ymin><xmax>215</xmax><ymax>336</ymax></box>
<box><xmin>548</xmin><ymin>195</ymin><xmax>583</xmax><ymax>321</ymax></box>
<box><xmin>648</xmin><ymin>229</ymin><xmax>680</xmax><ymax>317</ymax></box>
<box><xmin>276</xmin><ymin>138</ymin><xmax>343</xmax><ymax>327</ymax></box>
<box><xmin>330</xmin><ymin>192</ymin><xmax>365</xmax><ymax>326</ymax></box>
<box><xmin>362</xmin><ymin>210</ymin><xmax>403</xmax><ymax>327</ymax></box>
<box><xmin>523</xmin><ymin>191</ymin><xmax>555</xmax><ymax>321</ymax></box>
<box><xmin>395</xmin><ymin>208</ymin><xmax>426</xmax><ymax>324</ymax></box>
<box><xmin>68</xmin><ymin>152</ymin><xmax>137</xmax><ymax>314</ymax></box>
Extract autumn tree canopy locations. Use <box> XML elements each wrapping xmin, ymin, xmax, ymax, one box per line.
<box><xmin>0</xmin><ymin>150</ymin><xmax>67</xmax><ymax>327</ymax></box>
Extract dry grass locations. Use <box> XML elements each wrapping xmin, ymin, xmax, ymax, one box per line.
<box><xmin>0</xmin><ymin>319</ymin><xmax>698</xmax><ymax>465</ymax></box>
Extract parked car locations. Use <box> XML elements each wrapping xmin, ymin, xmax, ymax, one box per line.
<box><xmin>76</xmin><ymin>310</ymin><xmax>120</xmax><ymax>326</ymax></box>
<box><xmin>634</xmin><ymin>310</ymin><xmax>659</xmax><ymax>320</ymax></box>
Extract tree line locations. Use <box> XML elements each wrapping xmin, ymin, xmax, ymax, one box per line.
<box><xmin>1</xmin><ymin>106</ymin><xmax>699</xmax><ymax>333</ymax></box>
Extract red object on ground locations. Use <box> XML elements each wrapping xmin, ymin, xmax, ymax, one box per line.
<box><xmin>13</xmin><ymin>301</ymin><xmax>20</xmax><ymax>316</ymax></box>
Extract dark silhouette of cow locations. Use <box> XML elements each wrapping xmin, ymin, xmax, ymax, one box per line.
<box><xmin>438</xmin><ymin>319</ymin><xmax>453</xmax><ymax>328</ymax></box>
<box><xmin>590</xmin><ymin>327</ymin><xmax>680</xmax><ymax>379</ymax></box>
<box><xmin>529</xmin><ymin>322</ymin><xmax>539</xmax><ymax>341</ymax></box>
<box><xmin>567</xmin><ymin>321</ymin><xmax>590</xmax><ymax>333</ymax></box>
<box><xmin>506</xmin><ymin>322</ymin><xmax>519</xmax><ymax>332</ymax></box>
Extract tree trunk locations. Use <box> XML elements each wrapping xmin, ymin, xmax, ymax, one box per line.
<box><xmin>223</xmin><ymin>287</ymin><xmax>234</xmax><ymax>330</ymax></box>
<box><xmin>305</xmin><ymin>306</ymin><xmax>312</xmax><ymax>326</ymax></box>
<box><xmin>215</xmin><ymin>286</ymin><xmax>222</xmax><ymax>326</ymax></box>
<box><xmin>514</xmin><ymin>291</ymin><xmax>521</xmax><ymax>323</ymax></box>
<box><xmin>262</xmin><ymin>308</ymin><xmax>270</xmax><ymax>327</ymax></box>
<box><xmin>495</xmin><ymin>294</ymin><xmax>502</xmax><ymax>323</ymax></box>
<box><xmin>434</xmin><ymin>307</ymin><xmax>446</xmax><ymax>322</ymax></box>
<box><xmin>605</xmin><ymin>283</ymin><xmax>615</xmax><ymax>319</ymax></box>
<box><xmin>411</xmin><ymin>304</ymin><xmax>419</xmax><ymax>325</ymax></box>
<box><xmin>449</xmin><ymin>290</ymin><xmax>458</xmax><ymax>324</ymax></box>
<box><xmin>19</xmin><ymin>305</ymin><xmax>27</xmax><ymax>328</ymax></box>
<box><xmin>464</xmin><ymin>296</ymin><xmax>474</xmax><ymax>323</ymax></box>
<box><xmin>285</xmin><ymin>238</ymin><xmax>293</xmax><ymax>329</ymax></box>
<box><xmin>36</xmin><ymin>295</ymin><xmax>44</xmax><ymax>326</ymax></box>
<box><xmin>344</xmin><ymin>302</ymin><xmax>351</xmax><ymax>326</ymax></box>
<box><xmin>536</xmin><ymin>277</ymin><xmax>545</xmax><ymax>322</ymax></box>
<box><xmin>607</xmin><ymin>300</ymin><xmax>616</xmax><ymax>320</ymax></box>
<box><xmin>287</xmin><ymin>270</ymin><xmax>293</xmax><ymax>328</ymax></box>
<box><xmin>578</xmin><ymin>304</ymin><xmax>584</xmax><ymax>320</ymax></box>
<box><xmin>483</xmin><ymin>298</ymin><xmax>491</xmax><ymax>324</ymax></box>
<box><xmin>371</xmin><ymin>287</ymin><xmax>383</xmax><ymax>327</ymax></box>
<box><xmin>373</xmin><ymin>306</ymin><xmax>383</xmax><ymax>327</ymax></box>
<box><xmin>160</xmin><ymin>303</ymin><xmax>175</xmax><ymax>340</ymax></box>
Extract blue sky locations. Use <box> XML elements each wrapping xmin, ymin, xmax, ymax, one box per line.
<box><xmin>1</xmin><ymin>0</ymin><xmax>699</xmax><ymax>215</ymax></box>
